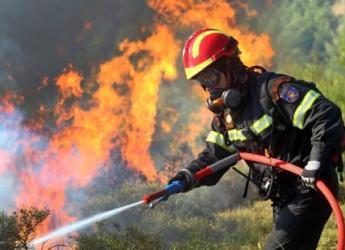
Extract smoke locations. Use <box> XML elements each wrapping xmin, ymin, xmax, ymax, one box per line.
<box><xmin>0</xmin><ymin>1</ymin><xmax>275</xmax><ymax>244</ymax></box>
<box><xmin>0</xmin><ymin>0</ymin><xmax>153</xmax><ymax>97</ymax></box>
<box><xmin>0</xmin><ymin>1</ymin><xmax>342</xmax><ymax>247</ymax></box>
<box><xmin>0</xmin><ymin>173</ymin><xmax>18</xmax><ymax>211</ymax></box>
<box><xmin>0</xmin><ymin>106</ymin><xmax>47</xmax><ymax>210</ymax></box>
<box><xmin>0</xmin><ymin>0</ymin><xmax>154</xmax><ymax>231</ymax></box>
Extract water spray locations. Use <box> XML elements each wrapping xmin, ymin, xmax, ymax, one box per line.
<box><xmin>31</xmin><ymin>201</ymin><xmax>144</xmax><ymax>247</ymax></box>
<box><xmin>31</xmin><ymin>153</ymin><xmax>344</xmax><ymax>250</ymax></box>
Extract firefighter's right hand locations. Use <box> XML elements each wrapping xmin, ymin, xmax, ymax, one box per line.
<box><xmin>168</xmin><ymin>169</ymin><xmax>196</xmax><ymax>192</ymax></box>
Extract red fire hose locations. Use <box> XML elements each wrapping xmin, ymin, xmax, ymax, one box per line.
<box><xmin>143</xmin><ymin>152</ymin><xmax>344</xmax><ymax>250</ymax></box>
<box><xmin>239</xmin><ymin>152</ymin><xmax>344</xmax><ymax>250</ymax></box>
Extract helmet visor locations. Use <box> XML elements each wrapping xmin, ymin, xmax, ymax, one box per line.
<box><xmin>194</xmin><ymin>68</ymin><xmax>221</xmax><ymax>89</ymax></box>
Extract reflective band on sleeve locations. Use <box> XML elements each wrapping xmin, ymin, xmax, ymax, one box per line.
<box><xmin>293</xmin><ymin>90</ymin><xmax>321</xmax><ymax>129</ymax></box>
<box><xmin>250</xmin><ymin>114</ymin><xmax>273</xmax><ymax>135</ymax></box>
<box><xmin>206</xmin><ymin>131</ymin><xmax>236</xmax><ymax>152</ymax></box>
<box><xmin>228</xmin><ymin>129</ymin><xmax>247</xmax><ymax>142</ymax></box>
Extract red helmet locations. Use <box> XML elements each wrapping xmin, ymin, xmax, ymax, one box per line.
<box><xmin>182</xmin><ymin>28</ymin><xmax>238</xmax><ymax>79</ymax></box>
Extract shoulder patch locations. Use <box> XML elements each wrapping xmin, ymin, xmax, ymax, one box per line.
<box><xmin>279</xmin><ymin>84</ymin><xmax>300</xmax><ymax>103</ymax></box>
<box><xmin>271</xmin><ymin>76</ymin><xmax>291</xmax><ymax>101</ymax></box>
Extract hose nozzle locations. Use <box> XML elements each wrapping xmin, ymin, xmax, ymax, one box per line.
<box><xmin>143</xmin><ymin>181</ymin><xmax>185</xmax><ymax>204</ymax></box>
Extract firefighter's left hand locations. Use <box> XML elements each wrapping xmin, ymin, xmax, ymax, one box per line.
<box><xmin>301</xmin><ymin>161</ymin><xmax>320</xmax><ymax>190</ymax></box>
<box><xmin>168</xmin><ymin>169</ymin><xmax>195</xmax><ymax>192</ymax></box>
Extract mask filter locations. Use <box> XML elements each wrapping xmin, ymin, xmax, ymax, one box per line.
<box><xmin>206</xmin><ymin>88</ymin><xmax>242</xmax><ymax>114</ymax></box>
<box><xmin>206</xmin><ymin>97</ymin><xmax>225</xmax><ymax>114</ymax></box>
<box><xmin>222</xmin><ymin>88</ymin><xmax>242</xmax><ymax>109</ymax></box>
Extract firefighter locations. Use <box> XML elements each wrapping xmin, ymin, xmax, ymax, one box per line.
<box><xmin>169</xmin><ymin>28</ymin><xmax>345</xmax><ymax>250</ymax></box>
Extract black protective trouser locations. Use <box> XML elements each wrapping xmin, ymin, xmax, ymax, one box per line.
<box><xmin>264</xmin><ymin>169</ymin><xmax>339</xmax><ymax>250</ymax></box>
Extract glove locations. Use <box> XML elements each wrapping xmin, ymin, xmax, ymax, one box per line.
<box><xmin>168</xmin><ymin>168</ymin><xmax>196</xmax><ymax>192</ymax></box>
<box><xmin>301</xmin><ymin>161</ymin><xmax>320</xmax><ymax>190</ymax></box>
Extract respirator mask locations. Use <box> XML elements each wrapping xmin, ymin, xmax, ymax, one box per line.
<box><xmin>195</xmin><ymin>67</ymin><xmax>243</xmax><ymax>114</ymax></box>
<box><xmin>195</xmin><ymin>68</ymin><xmax>243</xmax><ymax>114</ymax></box>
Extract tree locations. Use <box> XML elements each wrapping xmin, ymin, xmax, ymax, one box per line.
<box><xmin>246</xmin><ymin>0</ymin><xmax>338</xmax><ymax>68</ymax></box>
<box><xmin>0</xmin><ymin>207</ymin><xmax>50</xmax><ymax>250</ymax></box>
<box><xmin>14</xmin><ymin>206</ymin><xmax>50</xmax><ymax>249</ymax></box>
<box><xmin>0</xmin><ymin>211</ymin><xmax>18</xmax><ymax>250</ymax></box>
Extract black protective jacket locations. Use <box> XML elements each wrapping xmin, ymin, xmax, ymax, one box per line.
<box><xmin>187</xmin><ymin>71</ymin><xmax>344</xmax><ymax>193</ymax></box>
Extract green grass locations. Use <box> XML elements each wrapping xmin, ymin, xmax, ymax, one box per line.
<box><xmin>76</xmin><ymin>176</ymin><xmax>345</xmax><ymax>249</ymax></box>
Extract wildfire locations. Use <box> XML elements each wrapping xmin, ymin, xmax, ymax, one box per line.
<box><xmin>147</xmin><ymin>0</ymin><xmax>274</xmax><ymax>67</ymax></box>
<box><xmin>0</xmin><ymin>0</ymin><xmax>274</xmax><ymax>245</ymax></box>
<box><xmin>0</xmin><ymin>91</ymin><xmax>24</xmax><ymax>114</ymax></box>
<box><xmin>148</xmin><ymin>0</ymin><xmax>274</xmax><ymax>155</ymax></box>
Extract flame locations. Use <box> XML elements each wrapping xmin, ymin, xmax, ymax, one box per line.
<box><xmin>98</xmin><ymin>24</ymin><xmax>180</xmax><ymax>180</ymax></box>
<box><xmin>147</xmin><ymin>0</ymin><xmax>274</xmax><ymax>67</ymax></box>
<box><xmin>54</xmin><ymin>67</ymin><xmax>84</xmax><ymax>125</ymax></box>
<box><xmin>0</xmin><ymin>91</ymin><xmax>24</xmax><ymax>113</ymax></box>
<box><xmin>0</xmin><ymin>0</ymin><xmax>275</xmax><ymax>244</ymax></box>
<box><xmin>15</xmin><ymin>24</ymin><xmax>180</xmax><ymax>236</ymax></box>
<box><xmin>56</xmin><ymin>69</ymin><xmax>83</xmax><ymax>99</ymax></box>
<box><xmin>148</xmin><ymin>0</ymin><xmax>274</xmax><ymax>156</ymax></box>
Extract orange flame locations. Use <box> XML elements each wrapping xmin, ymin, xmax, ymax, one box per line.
<box><xmin>0</xmin><ymin>91</ymin><xmax>24</xmax><ymax>114</ymax></box>
<box><xmin>147</xmin><ymin>0</ymin><xmax>274</xmax><ymax>67</ymax></box>
<box><xmin>4</xmin><ymin>0</ymin><xmax>275</xmax><ymax>243</ymax></box>
<box><xmin>15</xmin><ymin>25</ymin><xmax>180</xmax><ymax>235</ymax></box>
<box><xmin>54</xmin><ymin>67</ymin><xmax>84</xmax><ymax>125</ymax></box>
<box><xmin>148</xmin><ymin>0</ymin><xmax>274</xmax><ymax>156</ymax></box>
<box><xmin>98</xmin><ymin>24</ymin><xmax>180</xmax><ymax>180</ymax></box>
